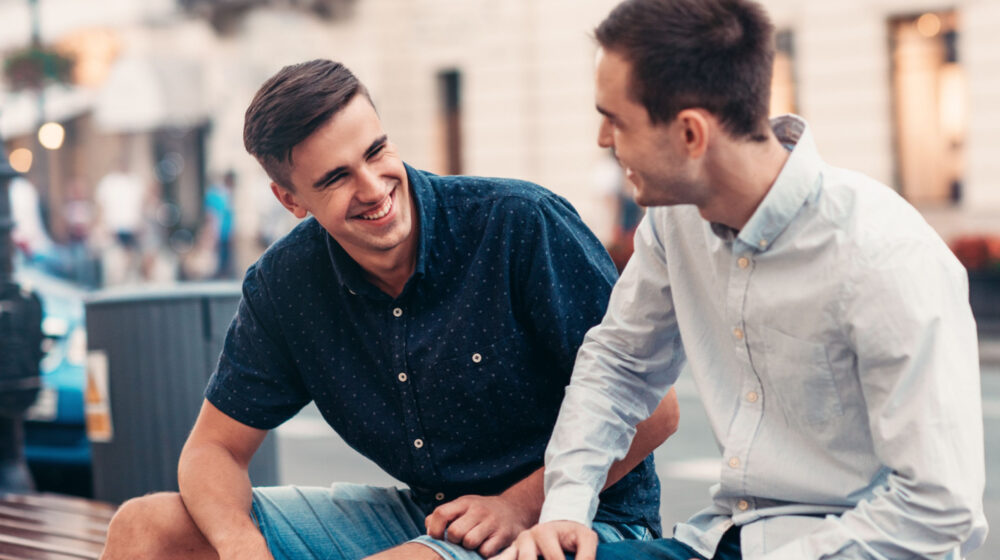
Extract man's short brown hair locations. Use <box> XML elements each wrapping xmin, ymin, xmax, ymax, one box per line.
<box><xmin>596</xmin><ymin>0</ymin><xmax>775</xmax><ymax>141</ymax></box>
<box><xmin>243</xmin><ymin>59</ymin><xmax>373</xmax><ymax>190</ymax></box>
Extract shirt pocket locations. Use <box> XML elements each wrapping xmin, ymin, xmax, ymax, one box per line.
<box><xmin>758</xmin><ymin>325</ymin><xmax>843</xmax><ymax>425</ymax></box>
<box><xmin>424</xmin><ymin>332</ymin><xmax>551</xmax><ymax>435</ymax></box>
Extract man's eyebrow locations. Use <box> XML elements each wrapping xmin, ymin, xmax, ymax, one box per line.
<box><xmin>312</xmin><ymin>166</ymin><xmax>348</xmax><ymax>190</ymax></box>
<box><xmin>596</xmin><ymin>105</ymin><xmax>616</xmax><ymax>119</ymax></box>
<box><xmin>364</xmin><ymin>135</ymin><xmax>388</xmax><ymax>158</ymax></box>
<box><xmin>310</xmin><ymin>135</ymin><xmax>389</xmax><ymax>189</ymax></box>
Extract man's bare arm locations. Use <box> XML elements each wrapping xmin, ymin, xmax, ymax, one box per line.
<box><xmin>177</xmin><ymin>400</ymin><xmax>272</xmax><ymax>559</ymax></box>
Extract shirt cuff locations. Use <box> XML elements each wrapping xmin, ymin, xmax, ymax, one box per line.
<box><xmin>538</xmin><ymin>485</ymin><xmax>600</xmax><ymax>527</ymax></box>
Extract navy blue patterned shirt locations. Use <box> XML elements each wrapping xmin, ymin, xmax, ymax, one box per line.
<box><xmin>206</xmin><ymin>164</ymin><xmax>661</xmax><ymax>531</ymax></box>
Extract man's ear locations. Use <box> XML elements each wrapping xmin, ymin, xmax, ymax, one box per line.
<box><xmin>271</xmin><ymin>182</ymin><xmax>309</xmax><ymax>219</ymax></box>
<box><xmin>676</xmin><ymin>108</ymin><xmax>710</xmax><ymax>159</ymax></box>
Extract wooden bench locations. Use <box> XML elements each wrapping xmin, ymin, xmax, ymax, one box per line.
<box><xmin>0</xmin><ymin>493</ymin><xmax>114</xmax><ymax>560</ymax></box>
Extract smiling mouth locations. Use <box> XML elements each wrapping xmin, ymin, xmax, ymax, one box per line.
<box><xmin>355</xmin><ymin>190</ymin><xmax>394</xmax><ymax>221</ymax></box>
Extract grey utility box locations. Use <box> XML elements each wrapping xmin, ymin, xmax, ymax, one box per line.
<box><xmin>85</xmin><ymin>283</ymin><xmax>278</xmax><ymax>504</ymax></box>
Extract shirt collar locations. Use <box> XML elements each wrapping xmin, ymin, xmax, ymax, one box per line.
<box><xmin>716</xmin><ymin>115</ymin><xmax>823</xmax><ymax>252</ymax></box>
<box><xmin>325</xmin><ymin>162</ymin><xmax>432</xmax><ymax>298</ymax></box>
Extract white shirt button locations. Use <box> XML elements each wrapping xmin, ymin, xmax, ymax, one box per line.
<box><xmin>758</xmin><ymin>239</ymin><xmax>769</xmax><ymax>249</ymax></box>
<box><xmin>392</xmin><ymin>308</ymin><xmax>403</xmax><ymax>317</ymax></box>
<box><xmin>413</xmin><ymin>438</ymin><xmax>424</xmax><ymax>449</ymax></box>
<box><xmin>729</xmin><ymin>457</ymin><xmax>741</xmax><ymax>469</ymax></box>
<box><xmin>738</xmin><ymin>257</ymin><xmax>750</xmax><ymax>269</ymax></box>
<box><xmin>435</xmin><ymin>492</ymin><xmax>445</xmax><ymax>501</ymax></box>
<box><xmin>737</xmin><ymin>499</ymin><xmax>750</xmax><ymax>511</ymax></box>
<box><xmin>398</xmin><ymin>372</ymin><xmax>408</xmax><ymax>382</ymax></box>
<box><xmin>746</xmin><ymin>391</ymin><xmax>758</xmax><ymax>403</ymax></box>
<box><xmin>733</xmin><ymin>328</ymin><xmax>744</xmax><ymax>340</ymax></box>
<box><xmin>471</xmin><ymin>353</ymin><xmax>482</xmax><ymax>363</ymax></box>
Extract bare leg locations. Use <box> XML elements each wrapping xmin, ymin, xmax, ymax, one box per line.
<box><xmin>101</xmin><ymin>492</ymin><xmax>220</xmax><ymax>560</ymax></box>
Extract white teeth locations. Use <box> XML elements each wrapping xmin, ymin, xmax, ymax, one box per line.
<box><xmin>358</xmin><ymin>195</ymin><xmax>392</xmax><ymax>220</ymax></box>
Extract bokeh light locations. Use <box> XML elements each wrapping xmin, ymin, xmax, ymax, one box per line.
<box><xmin>8</xmin><ymin>148</ymin><xmax>34</xmax><ymax>173</ymax></box>
<box><xmin>917</xmin><ymin>13</ymin><xmax>942</xmax><ymax>38</ymax></box>
<box><xmin>38</xmin><ymin>122</ymin><xmax>66</xmax><ymax>150</ymax></box>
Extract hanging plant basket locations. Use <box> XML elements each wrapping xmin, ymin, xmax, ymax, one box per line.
<box><xmin>3</xmin><ymin>46</ymin><xmax>74</xmax><ymax>92</ymax></box>
<box><xmin>950</xmin><ymin>235</ymin><xmax>1000</xmax><ymax>326</ymax></box>
<box><xmin>179</xmin><ymin>0</ymin><xmax>358</xmax><ymax>34</ymax></box>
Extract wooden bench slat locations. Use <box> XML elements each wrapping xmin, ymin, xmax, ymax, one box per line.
<box><xmin>0</xmin><ymin>494</ymin><xmax>113</xmax><ymax>560</ymax></box>
<box><xmin>0</xmin><ymin>547</ymin><xmax>93</xmax><ymax>560</ymax></box>
<box><xmin>0</xmin><ymin>496</ymin><xmax>113</xmax><ymax>520</ymax></box>
<box><xmin>0</xmin><ymin>520</ymin><xmax>105</xmax><ymax>545</ymax></box>
<box><xmin>0</xmin><ymin>501</ymin><xmax>112</xmax><ymax>523</ymax></box>
<box><xmin>0</xmin><ymin>529</ymin><xmax>102</xmax><ymax>556</ymax></box>
<box><xmin>0</xmin><ymin>507</ymin><xmax>109</xmax><ymax>534</ymax></box>
<box><xmin>0</xmin><ymin>534</ymin><xmax>98</xmax><ymax>559</ymax></box>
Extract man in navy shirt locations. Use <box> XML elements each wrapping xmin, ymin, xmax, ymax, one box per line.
<box><xmin>100</xmin><ymin>60</ymin><xmax>678</xmax><ymax>560</ymax></box>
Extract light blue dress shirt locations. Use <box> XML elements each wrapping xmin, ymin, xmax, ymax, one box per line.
<box><xmin>539</xmin><ymin>116</ymin><xmax>988</xmax><ymax>559</ymax></box>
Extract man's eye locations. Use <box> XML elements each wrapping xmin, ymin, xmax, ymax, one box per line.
<box><xmin>368</xmin><ymin>145</ymin><xmax>385</xmax><ymax>159</ymax></box>
<box><xmin>325</xmin><ymin>174</ymin><xmax>346</xmax><ymax>187</ymax></box>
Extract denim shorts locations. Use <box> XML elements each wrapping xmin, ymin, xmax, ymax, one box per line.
<box><xmin>250</xmin><ymin>483</ymin><xmax>652</xmax><ymax>560</ymax></box>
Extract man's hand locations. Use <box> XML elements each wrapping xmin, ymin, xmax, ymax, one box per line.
<box><xmin>490</xmin><ymin>520</ymin><xmax>598</xmax><ymax>560</ymax></box>
<box><xmin>425</xmin><ymin>495</ymin><xmax>535</xmax><ymax>557</ymax></box>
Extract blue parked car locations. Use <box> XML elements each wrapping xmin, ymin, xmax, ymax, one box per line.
<box><xmin>15</xmin><ymin>266</ymin><xmax>92</xmax><ymax>497</ymax></box>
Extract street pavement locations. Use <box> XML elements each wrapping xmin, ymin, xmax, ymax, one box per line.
<box><xmin>276</xmin><ymin>360</ymin><xmax>1000</xmax><ymax>558</ymax></box>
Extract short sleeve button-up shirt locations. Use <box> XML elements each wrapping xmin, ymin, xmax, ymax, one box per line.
<box><xmin>206</xmin><ymin>165</ymin><xmax>662</xmax><ymax>530</ymax></box>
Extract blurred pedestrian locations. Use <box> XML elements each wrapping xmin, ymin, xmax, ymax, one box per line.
<box><xmin>594</xmin><ymin>153</ymin><xmax>644</xmax><ymax>272</ymax></box>
<box><xmin>93</xmin><ymin>164</ymin><xmax>147</xmax><ymax>285</ymax></box>
<box><xmin>203</xmin><ymin>170</ymin><xmax>236</xmax><ymax>278</ymax></box>
<box><xmin>62</xmin><ymin>177</ymin><xmax>98</xmax><ymax>287</ymax></box>
<box><xmin>8</xmin><ymin>176</ymin><xmax>52</xmax><ymax>260</ymax></box>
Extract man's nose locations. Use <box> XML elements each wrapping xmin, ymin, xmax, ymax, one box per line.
<box><xmin>355</xmin><ymin>165</ymin><xmax>384</xmax><ymax>202</ymax></box>
<box><xmin>597</xmin><ymin>118</ymin><xmax>614</xmax><ymax>148</ymax></box>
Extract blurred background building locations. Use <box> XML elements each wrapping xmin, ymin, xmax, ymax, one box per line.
<box><xmin>2</xmin><ymin>0</ymin><xmax>999</xmax><ymax>286</ymax></box>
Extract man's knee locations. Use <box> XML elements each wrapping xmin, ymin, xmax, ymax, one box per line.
<box><xmin>103</xmin><ymin>492</ymin><xmax>207</xmax><ymax>560</ymax></box>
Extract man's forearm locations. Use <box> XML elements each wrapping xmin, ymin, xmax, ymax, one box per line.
<box><xmin>177</xmin><ymin>442</ymin><xmax>271</xmax><ymax>557</ymax></box>
<box><xmin>605</xmin><ymin>387</ymin><xmax>678</xmax><ymax>487</ymax></box>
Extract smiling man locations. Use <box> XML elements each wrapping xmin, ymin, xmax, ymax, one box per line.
<box><xmin>98</xmin><ymin>60</ymin><xmax>678</xmax><ymax>560</ymax></box>
<box><xmin>498</xmin><ymin>0</ymin><xmax>988</xmax><ymax>559</ymax></box>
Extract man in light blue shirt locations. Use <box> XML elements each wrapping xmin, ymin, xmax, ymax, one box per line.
<box><xmin>495</xmin><ymin>0</ymin><xmax>988</xmax><ymax>559</ymax></box>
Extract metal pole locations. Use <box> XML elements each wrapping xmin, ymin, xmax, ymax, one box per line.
<box><xmin>0</xmin><ymin>116</ymin><xmax>43</xmax><ymax>492</ymax></box>
<box><xmin>0</xmin><ymin>116</ymin><xmax>17</xmax><ymax>286</ymax></box>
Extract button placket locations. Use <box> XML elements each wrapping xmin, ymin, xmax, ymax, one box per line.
<box><xmin>720</xmin><ymin>239</ymin><xmax>765</xmax><ymax>502</ymax></box>
<box><xmin>387</xmin><ymin>301</ymin><xmax>432</xmax><ymax>478</ymax></box>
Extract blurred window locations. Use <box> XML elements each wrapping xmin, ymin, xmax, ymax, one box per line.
<box><xmin>436</xmin><ymin>69</ymin><xmax>463</xmax><ymax>175</ymax></box>
<box><xmin>890</xmin><ymin>11</ymin><xmax>966</xmax><ymax>205</ymax></box>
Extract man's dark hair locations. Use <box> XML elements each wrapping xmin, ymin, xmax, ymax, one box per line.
<box><xmin>596</xmin><ymin>0</ymin><xmax>775</xmax><ymax>141</ymax></box>
<box><xmin>244</xmin><ymin>59</ymin><xmax>373</xmax><ymax>190</ymax></box>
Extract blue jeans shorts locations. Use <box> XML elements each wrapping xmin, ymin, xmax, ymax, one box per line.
<box><xmin>250</xmin><ymin>483</ymin><xmax>653</xmax><ymax>560</ymax></box>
